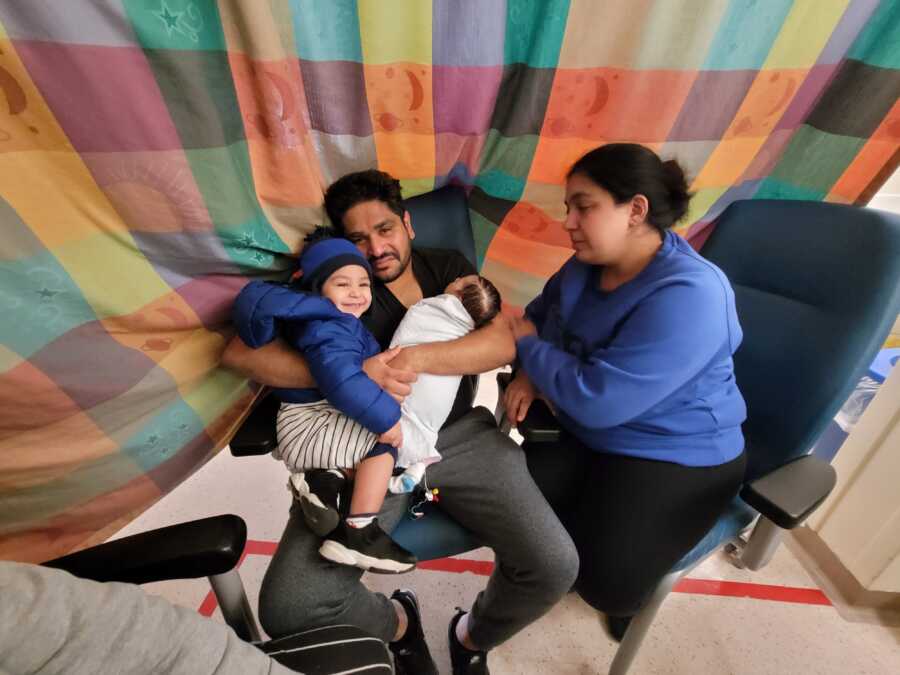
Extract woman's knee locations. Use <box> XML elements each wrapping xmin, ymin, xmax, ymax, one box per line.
<box><xmin>575</xmin><ymin>571</ymin><xmax>649</xmax><ymax>616</ymax></box>
<box><xmin>573</xmin><ymin>547</ymin><xmax>666</xmax><ymax>615</ymax></box>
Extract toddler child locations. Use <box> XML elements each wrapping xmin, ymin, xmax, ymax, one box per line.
<box><xmin>233</xmin><ymin>228</ymin><xmax>501</xmax><ymax>574</ymax></box>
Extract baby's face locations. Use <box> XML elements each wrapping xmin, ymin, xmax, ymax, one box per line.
<box><xmin>444</xmin><ymin>274</ymin><xmax>480</xmax><ymax>299</ymax></box>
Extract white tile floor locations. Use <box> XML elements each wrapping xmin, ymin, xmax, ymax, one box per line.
<box><xmin>114</xmin><ymin>372</ymin><xmax>900</xmax><ymax>675</ymax></box>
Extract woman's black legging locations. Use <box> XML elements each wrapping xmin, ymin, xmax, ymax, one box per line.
<box><xmin>525</xmin><ymin>434</ymin><xmax>746</xmax><ymax>617</ymax></box>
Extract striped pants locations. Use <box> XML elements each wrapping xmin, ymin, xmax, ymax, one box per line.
<box><xmin>275</xmin><ymin>400</ymin><xmax>380</xmax><ymax>472</ymax></box>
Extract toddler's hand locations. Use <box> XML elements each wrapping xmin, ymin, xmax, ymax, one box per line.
<box><xmin>364</xmin><ymin>347</ymin><xmax>416</xmax><ymax>402</ymax></box>
<box><xmin>379</xmin><ymin>420</ymin><xmax>403</xmax><ymax>448</ymax></box>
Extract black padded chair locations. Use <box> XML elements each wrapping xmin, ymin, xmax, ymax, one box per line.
<box><xmin>43</xmin><ymin>515</ymin><xmax>394</xmax><ymax>673</ymax></box>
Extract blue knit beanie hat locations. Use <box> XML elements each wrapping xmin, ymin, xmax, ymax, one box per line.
<box><xmin>297</xmin><ymin>235</ymin><xmax>371</xmax><ymax>293</ymax></box>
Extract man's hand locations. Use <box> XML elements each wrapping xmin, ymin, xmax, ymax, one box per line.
<box><xmin>383</xmin><ymin>314</ymin><xmax>516</xmax><ymax>378</ymax></box>
<box><xmin>503</xmin><ymin>371</ymin><xmax>538</xmax><ymax>426</ymax></box>
<box><xmin>221</xmin><ymin>335</ymin><xmax>316</xmax><ymax>389</ymax></box>
<box><xmin>378</xmin><ymin>419</ymin><xmax>403</xmax><ymax>447</ymax></box>
<box><xmin>385</xmin><ymin>345</ymin><xmax>418</xmax><ymax>374</ymax></box>
<box><xmin>363</xmin><ymin>346</ymin><xmax>418</xmax><ymax>402</ymax></box>
<box><xmin>508</xmin><ymin>316</ymin><xmax>537</xmax><ymax>341</ymax></box>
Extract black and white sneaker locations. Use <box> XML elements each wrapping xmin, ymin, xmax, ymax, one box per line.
<box><xmin>449</xmin><ymin>608</ymin><xmax>490</xmax><ymax>674</ymax></box>
<box><xmin>319</xmin><ymin>519</ymin><xmax>417</xmax><ymax>574</ymax></box>
<box><xmin>390</xmin><ymin>589</ymin><xmax>438</xmax><ymax>675</ymax></box>
<box><xmin>290</xmin><ymin>470</ymin><xmax>346</xmax><ymax>537</ymax></box>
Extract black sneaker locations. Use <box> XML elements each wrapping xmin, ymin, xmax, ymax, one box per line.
<box><xmin>290</xmin><ymin>470</ymin><xmax>346</xmax><ymax>537</ymax></box>
<box><xmin>448</xmin><ymin>608</ymin><xmax>489</xmax><ymax>674</ymax></box>
<box><xmin>319</xmin><ymin>519</ymin><xmax>417</xmax><ymax>574</ymax></box>
<box><xmin>390</xmin><ymin>589</ymin><xmax>438</xmax><ymax>675</ymax></box>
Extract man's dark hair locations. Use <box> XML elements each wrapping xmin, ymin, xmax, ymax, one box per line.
<box><xmin>459</xmin><ymin>277</ymin><xmax>502</xmax><ymax>329</ymax></box>
<box><xmin>323</xmin><ymin>170</ymin><xmax>405</xmax><ymax>233</ymax></box>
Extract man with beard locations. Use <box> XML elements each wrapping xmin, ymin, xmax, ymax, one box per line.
<box><xmin>222</xmin><ymin>170</ymin><xmax>577</xmax><ymax>675</ymax></box>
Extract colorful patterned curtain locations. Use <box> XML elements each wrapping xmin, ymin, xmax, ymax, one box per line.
<box><xmin>1</xmin><ymin>0</ymin><xmax>898</xmax><ymax>562</ymax></box>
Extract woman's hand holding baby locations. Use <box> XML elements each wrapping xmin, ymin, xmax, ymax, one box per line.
<box><xmin>508</xmin><ymin>316</ymin><xmax>537</xmax><ymax>341</ymax></box>
<box><xmin>504</xmin><ymin>371</ymin><xmax>538</xmax><ymax>426</ymax></box>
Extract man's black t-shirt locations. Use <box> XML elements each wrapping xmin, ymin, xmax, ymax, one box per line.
<box><xmin>361</xmin><ymin>247</ymin><xmax>478</xmax><ymax>425</ymax></box>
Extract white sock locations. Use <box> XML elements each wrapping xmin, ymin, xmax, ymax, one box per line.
<box><xmin>346</xmin><ymin>514</ymin><xmax>376</xmax><ymax>529</ymax></box>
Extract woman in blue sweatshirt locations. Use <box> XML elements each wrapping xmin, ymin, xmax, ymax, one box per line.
<box><xmin>504</xmin><ymin>143</ymin><xmax>747</xmax><ymax>638</ymax></box>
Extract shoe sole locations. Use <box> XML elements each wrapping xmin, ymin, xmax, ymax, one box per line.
<box><xmin>299</xmin><ymin>495</ymin><xmax>340</xmax><ymax>537</ymax></box>
<box><xmin>291</xmin><ymin>474</ymin><xmax>340</xmax><ymax>536</ymax></box>
<box><xmin>319</xmin><ymin>540</ymin><xmax>416</xmax><ymax>574</ymax></box>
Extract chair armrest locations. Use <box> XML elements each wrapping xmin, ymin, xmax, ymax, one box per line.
<box><xmin>230</xmin><ymin>391</ymin><xmax>280</xmax><ymax>457</ymax></box>
<box><xmin>496</xmin><ymin>372</ymin><xmax>562</xmax><ymax>443</ymax></box>
<box><xmin>42</xmin><ymin>514</ymin><xmax>247</xmax><ymax>584</ymax></box>
<box><xmin>740</xmin><ymin>455</ymin><xmax>837</xmax><ymax>529</ymax></box>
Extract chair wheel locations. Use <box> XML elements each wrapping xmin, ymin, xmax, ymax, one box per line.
<box><xmin>724</xmin><ymin>542</ymin><xmax>746</xmax><ymax>569</ymax></box>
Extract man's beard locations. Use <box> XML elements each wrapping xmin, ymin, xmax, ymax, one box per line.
<box><xmin>371</xmin><ymin>250</ymin><xmax>411</xmax><ymax>283</ymax></box>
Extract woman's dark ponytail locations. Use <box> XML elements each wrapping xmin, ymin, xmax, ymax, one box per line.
<box><xmin>659</xmin><ymin>158</ymin><xmax>691</xmax><ymax>228</ymax></box>
<box><xmin>568</xmin><ymin>144</ymin><xmax>693</xmax><ymax>234</ymax></box>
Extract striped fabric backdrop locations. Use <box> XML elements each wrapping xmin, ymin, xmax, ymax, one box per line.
<box><xmin>1</xmin><ymin>0</ymin><xmax>898</xmax><ymax>561</ymax></box>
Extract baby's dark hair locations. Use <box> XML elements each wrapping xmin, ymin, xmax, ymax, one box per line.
<box><xmin>458</xmin><ymin>276</ymin><xmax>501</xmax><ymax>329</ymax></box>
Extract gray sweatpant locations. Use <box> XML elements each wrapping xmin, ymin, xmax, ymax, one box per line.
<box><xmin>258</xmin><ymin>407</ymin><xmax>579</xmax><ymax>649</ymax></box>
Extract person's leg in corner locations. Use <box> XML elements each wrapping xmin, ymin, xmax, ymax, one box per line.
<box><xmin>258</xmin><ymin>489</ymin><xmax>438</xmax><ymax>674</ymax></box>
<box><xmin>426</xmin><ymin>407</ymin><xmax>580</xmax><ymax>673</ymax></box>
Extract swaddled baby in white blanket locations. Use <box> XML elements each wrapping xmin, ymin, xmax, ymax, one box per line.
<box><xmin>388</xmin><ymin>274</ymin><xmax>501</xmax><ymax>493</ymax></box>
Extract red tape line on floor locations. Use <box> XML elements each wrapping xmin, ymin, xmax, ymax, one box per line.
<box><xmin>197</xmin><ymin>539</ymin><xmax>831</xmax><ymax>617</ymax></box>
<box><xmin>672</xmin><ymin>576</ymin><xmax>831</xmax><ymax>605</ymax></box>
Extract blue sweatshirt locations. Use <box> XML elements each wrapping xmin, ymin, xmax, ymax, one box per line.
<box><xmin>232</xmin><ymin>281</ymin><xmax>400</xmax><ymax>435</ymax></box>
<box><xmin>517</xmin><ymin>230</ymin><xmax>746</xmax><ymax>467</ymax></box>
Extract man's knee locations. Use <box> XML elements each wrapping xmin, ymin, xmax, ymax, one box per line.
<box><xmin>521</xmin><ymin>526</ymin><xmax>580</xmax><ymax>602</ymax></box>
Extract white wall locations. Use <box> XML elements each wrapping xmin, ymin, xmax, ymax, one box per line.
<box><xmin>807</xmin><ymin>363</ymin><xmax>900</xmax><ymax>592</ymax></box>
<box><xmin>804</xmin><ymin>168</ymin><xmax>900</xmax><ymax>593</ymax></box>
<box><xmin>868</xmin><ymin>167</ymin><xmax>900</xmax><ymax>216</ymax></box>
<box><xmin>868</xmin><ymin>169</ymin><xmax>900</xmax><ymax>336</ymax></box>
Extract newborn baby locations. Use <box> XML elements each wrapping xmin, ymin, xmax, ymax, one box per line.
<box><xmin>388</xmin><ymin>274</ymin><xmax>501</xmax><ymax>492</ymax></box>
